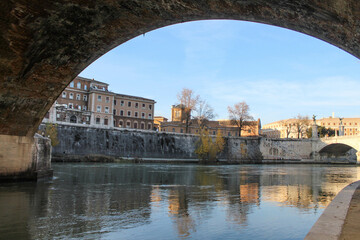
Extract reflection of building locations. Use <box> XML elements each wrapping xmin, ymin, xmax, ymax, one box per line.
<box><xmin>168</xmin><ymin>189</ymin><xmax>195</xmax><ymax>238</ymax></box>
<box><xmin>43</xmin><ymin>76</ymin><xmax>155</xmax><ymax>130</ymax></box>
<box><xmin>240</xmin><ymin>183</ymin><xmax>259</xmax><ymax>204</ymax></box>
<box><xmin>159</xmin><ymin>105</ymin><xmax>261</xmax><ymax>136</ymax></box>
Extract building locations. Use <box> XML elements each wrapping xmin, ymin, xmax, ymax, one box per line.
<box><xmin>262</xmin><ymin>115</ymin><xmax>360</xmax><ymax>138</ymax></box>
<box><xmin>44</xmin><ymin>76</ymin><xmax>155</xmax><ymax>130</ymax></box>
<box><xmin>154</xmin><ymin>116</ymin><xmax>168</xmax><ymax>130</ymax></box>
<box><xmin>318</xmin><ymin>117</ymin><xmax>360</xmax><ymax>136</ymax></box>
<box><xmin>261</xmin><ymin>118</ymin><xmax>311</xmax><ymax>139</ymax></box>
<box><xmin>159</xmin><ymin>105</ymin><xmax>261</xmax><ymax>136</ymax></box>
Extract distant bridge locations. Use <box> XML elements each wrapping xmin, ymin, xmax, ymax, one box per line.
<box><xmin>312</xmin><ymin>136</ymin><xmax>360</xmax><ymax>163</ymax></box>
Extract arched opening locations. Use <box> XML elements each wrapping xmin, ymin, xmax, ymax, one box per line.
<box><xmin>1</xmin><ymin>1</ymin><xmax>360</xmax><ymax>136</ymax></box>
<box><xmin>318</xmin><ymin>143</ymin><xmax>357</xmax><ymax>163</ymax></box>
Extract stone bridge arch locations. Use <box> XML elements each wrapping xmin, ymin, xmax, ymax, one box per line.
<box><xmin>1</xmin><ymin>1</ymin><xmax>360</xmax><ymax>179</ymax></box>
<box><xmin>1</xmin><ymin>0</ymin><xmax>360</xmax><ymax>137</ymax></box>
<box><xmin>313</xmin><ymin>137</ymin><xmax>360</xmax><ymax>163</ymax></box>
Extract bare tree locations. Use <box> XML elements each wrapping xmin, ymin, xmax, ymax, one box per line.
<box><xmin>294</xmin><ymin>114</ymin><xmax>310</xmax><ymax>138</ymax></box>
<box><xmin>193</xmin><ymin>98</ymin><xmax>216</xmax><ymax>128</ymax></box>
<box><xmin>177</xmin><ymin>88</ymin><xmax>199</xmax><ymax>133</ymax></box>
<box><xmin>227</xmin><ymin>101</ymin><xmax>254</xmax><ymax>137</ymax></box>
<box><xmin>281</xmin><ymin>119</ymin><xmax>293</xmax><ymax>138</ymax></box>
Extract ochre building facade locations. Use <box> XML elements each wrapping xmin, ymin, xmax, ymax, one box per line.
<box><xmin>158</xmin><ymin>105</ymin><xmax>261</xmax><ymax>137</ymax></box>
<box><xmin>262</xmin><ymin>116</ymin><xmax>360</xmax><ymax>138</ymax></box>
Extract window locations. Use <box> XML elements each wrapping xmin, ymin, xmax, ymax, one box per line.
<box><xmin>105</xmin><ymin>107</ymin><xmax>109</xmax><ymax>113</ymax></box>
<box><xmin>104</xmin><ymin>118</ymin><xmax>108</xmax><ymax>125</ymax></box>
<box><xmin>180</xmin><ymin>129</ymin><xmax>183</xmax><ymax>133</ymax></box>
<box><xmin>148</xmin><ymin>113</ymin><xmax>152</xmax><ymax>119</ymax></box>
<box><xmin>78</xmin><ymin>105</ymin><xmax>81</xmax><ymax>110</ymax></box>
<box><xmin>141</xmin><ymin>123</ymin><xmax>145</xmax><ymax>129</ymax></box>
<box><xmin>142</xmin><ymin>103</ymin><xmax>146</xmax><ymax>109</ymax></box>
<box><xmin>62</xmin><ymin>92</ymin><xmax>66</xmax><ymax>98</ymax></box>
<box><xmin>228</xmin><ymin>132</ymin><xmax>231</xmax><ymax>136</ymax></box>
<box><xmin>135</xmin><ymin>112</ymin><xmax>138</xmax><ymax>117</ymax></box>
<box><xmin>114</xmin><ymin>100</ymin><xmax>117</xmax><ymax>105</ymax></box>
<box><xmin>98</xmin><ymin>95</ymin><xmax>102</xmax><ymax>101</ymax></box>
<box><xmin>128</xmin><ymin>101</ymin><xmax>131</xmax><ymax>107</ymax></box>
<box><xmin>113</xmin><ymin>109</ymin><xmax>116</xmax><ymax>115</ymax></box>
<box><xmin>83</xmin><ymin>95</ymin><xmax>87</xmax><ymax>101</ymax></box>
<box><xmin>149</xmin><ymin>104</ymin><xmax>152</xmax><ymax>110</ymax></box>
<box><xmin>121</xmin><ymin>101</ymin><xmax>124</xmax><ymax>106</ymax></box>
<box><xmin>127</xmin><ymin>111</ymin><xmax>131</xmax><ymax>117</ymax></box>
<box><xmin>84</xmin><ymin>85</ymin><xmax>87</xmax><ymax>90</ymax></box>
<box><xmin>97</xmin><ymin>106</ymin><xmax>101</xmax><ymax>112</ymax></box>
<box><xmin>77</xmin><ymin>82</ymin><xmax>81</xmax><ymax>89</ymax></box>
<box><xmin>142</xmin><ymin>113</ymin><xmax>145</xmax><ymax>118</ymax></box>
<box><xmin>96</xmin><ymin>117</ymin><xmax>100</xmax><ymax>124</ymax></box>
<box><xmin>119</xmin><ymin>120</ymin><xmax>123</xmax><ymax>127</ymax></box>
<box><xmin>76</xmin><ymin>94</ymin><xmax>80</xmax><ymax>100</ymax></box>
<box><xmin>148</xmin><ymin>124</ymin><xmax>152</xmax><ymax>130</ymax></box>
<box><xmin>70</xmin><ymin>81</ymin><xmax>74</xmax><ymax>87</ymax></box>
<box><xmin>126</xmin><ymin>121</ymin><xmax>131</xmax><ymax>128</ymax></box>
<box><xmin>213</xmin><ymin>131</ymin><xmax>216</xmax><ymax>135</ymax></box>
<box><xmin>172</xmin><ymin>128</ymin><xmax>175</xmax><ymax>132</ymax></box>
<box><xmin>106</xmin><ymin>97</ymin><xmax>110</xmax><ymax>103</ymax></box>
<box><xmin>120</xmin><ymin>110</ymin><xmax>124</xmax><ymax>116</ymax></box>
<box><xmin>83</xmin><ymin>106</ymin><xmax>87</xmax><ymax>111</ymax></box>
<box><xmin>69</xmin><ymin>93</ymin><xmax>73</xmax><ymax>99</ymax></box>
<box><xmin>70</xmin><ymin>115</ymin><xmax>77</xmax><ymax>123</ymax></box>
<box><xmin>135</xmin><ymin>102</ymin><xmax>139</xmax><ymax>108</ymax></box>
<box><xmin>134</xmin><ymin>122</ymin><xmax>138</xmax><ymax>129</ymax></box>
<box><xmin>68</xmin><ymin>103</ymin><xmax>73</xmax><ymax>109</ymax></box>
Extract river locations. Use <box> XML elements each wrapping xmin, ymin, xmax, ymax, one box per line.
<box><xmin>0</xmin><ymin>163</ymin><xmax>359</xmax><ymax>240</ymax></box>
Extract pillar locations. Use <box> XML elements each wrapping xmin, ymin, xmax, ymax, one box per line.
<box><xmin>312</xmin><ymin>124</ymin><xmax>318</xmax><ymax>139</ymax></box>
<box><xmin>0</xmin><ymin>134</ymin><xmax>53</xmax><ymax>181</ymax></box>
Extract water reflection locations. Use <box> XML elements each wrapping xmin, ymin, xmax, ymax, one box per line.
<box><xmin>0</xmin><ymin>164</ymin><xmax>359</xmax><ymax>240</ymax></box>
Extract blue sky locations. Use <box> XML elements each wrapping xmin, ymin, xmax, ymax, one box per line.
<box><xmin>80</xmin><ymin>20</ymin><xmax>360</xmax><ymax>125</ymax></box>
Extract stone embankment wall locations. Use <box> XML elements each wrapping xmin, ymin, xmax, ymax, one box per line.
<box><xmin>37</xmin><ymin>124</ymin><xmax>359</xmax><ymax>164</ymax></box>
<box><xmin>50</xmin><ymin>124</ymin><xmax>264</xmax><ymax>162</ymax></box>
<box><xmin>260</xmin><ymin>138</ymin><xmax>313</xmax><ymax>162</ymax></box>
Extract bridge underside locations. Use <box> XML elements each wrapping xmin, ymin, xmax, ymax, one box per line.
<box><xmin>319</xmin><ymin>144</ymin><xmax>354</xmax><ymax>155</ymax></box>
<box><xmin>318</xmin><ymin>143</ymin><xmax>358</xmax><ymax>163</ymax></box>
<box><xmin>1</xmin><ymin>0</ymin><xmax>360</xmax><ymax>180</ymax></box>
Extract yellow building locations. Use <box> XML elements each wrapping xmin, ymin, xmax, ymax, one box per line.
<box><xmin>318</xmin><ymin>117</ymin><xmax>360</xmax><ymax>136</ymax></box>
<box><xmin>262</xmin><ymin>116</ymin><xmax>360</xmax><ymax>138</ymax></box>
<box><xmin>159</xmin><ymin>105</ymin><xmax>261</xmax><ymax>136</ymax></box>
<box><xmin>261</xmin><ymin>118</ymin><xmax>311</xmax><ymax>138</ymax></box>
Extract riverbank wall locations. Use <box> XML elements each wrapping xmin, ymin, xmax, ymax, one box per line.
<box><xmin>46</xmin><ymin>124</ymin><xmax>264</xmax><ymax>163</ymax></box>
<box><xmin>42</xmin><ymin>124</ymin><xmax>331</xmax><ymax>164</ymax></box>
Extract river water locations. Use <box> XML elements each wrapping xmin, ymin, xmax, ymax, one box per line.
<box><xmin>0</xmin><ymin>163</ymin><xmax>359</xmax><ymax>240</ymax></box>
